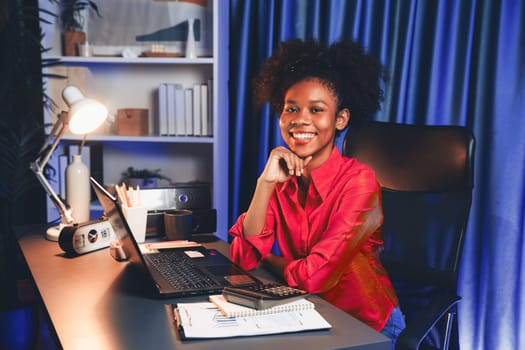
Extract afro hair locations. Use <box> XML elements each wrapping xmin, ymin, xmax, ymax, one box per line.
<box><xmin>253</xmin><ymin>38</ymin><xmax>388</xmax><ymax>124</ymax></box>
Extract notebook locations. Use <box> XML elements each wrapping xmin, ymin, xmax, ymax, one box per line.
<box><xmin>209</xmin><ymin>294</ymin><xmax>315</xmax><ymax>318</ymax></box>
<box><xmin>89</xmin><ymin>176</ymin><xmax>261</xmax><ymax>298</ymax></box>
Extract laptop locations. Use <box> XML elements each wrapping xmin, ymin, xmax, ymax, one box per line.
<box><xmin>89</xmin><ymin>176</ymin><xmax>261</xmax><ymax>298</ymax></box>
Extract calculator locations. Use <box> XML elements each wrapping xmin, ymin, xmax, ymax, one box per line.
<box><xmin>222</xmin><ymin>283</ymin><xmax>309</xmax><ymax>310</ymax></box>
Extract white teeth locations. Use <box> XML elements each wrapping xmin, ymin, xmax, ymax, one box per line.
<box><xmin>293</xmin><ymin>133</ymin><xmax>315</xmax><ymax>139</ymax></box>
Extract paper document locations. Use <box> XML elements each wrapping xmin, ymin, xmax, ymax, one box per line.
<box><xmin>173</xmin><ymin>302</ymin><xmax>331</xmax><ymax>339</ymax></box>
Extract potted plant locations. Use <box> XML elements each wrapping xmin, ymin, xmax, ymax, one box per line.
<box><xmin>0</xmin><ymin>2</ymin><xmax>52</xmax><ymax>346</ymax></box>
<box><xmin>120</xmin><ymin>167</ymin><xmax>173</xmax><ymax>189</ymax></box>
<box><xmin>52</xmin><ymin>0</ymin><xmax>102</xmax><ymax>56</ymax></box>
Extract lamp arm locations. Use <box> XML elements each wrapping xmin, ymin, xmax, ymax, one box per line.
<box><xmin>30</xmin><ymin>112</ymin><xmax>75</xmax><ymax>225</ymax></box>
<box><xmin>38</xmin><ymin>115</ymin><xmax>62</xmax><ymax>155</ymax></box>
<box><xmin>30</xmin><ymin>162</ymin><xmax>74</xmax><ymax>225</ymax></box>
<box><xmin>37</xmin><ymin>112</ymin><xmax>67</xmax><ymax>166</ymax></box>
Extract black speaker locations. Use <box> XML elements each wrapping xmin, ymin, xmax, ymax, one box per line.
<box><xmin>139</xmin><ymin>183</ymin><xmax>211</xmax><ymax>210</ymax></box>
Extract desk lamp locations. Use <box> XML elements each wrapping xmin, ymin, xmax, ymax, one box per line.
<box><xmin>31</xmin><ymin>86</ymin><xmax>108</xmax><ymax>241</ymax></box>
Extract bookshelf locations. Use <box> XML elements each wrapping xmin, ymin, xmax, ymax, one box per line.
<box><xmin>39</xmin><ymin>0</ymin><xmax>230</xmax><ymax>240</ymax></box>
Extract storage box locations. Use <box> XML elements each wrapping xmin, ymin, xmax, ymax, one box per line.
<box><xmin>116</xmin><ymin>108</ymin><xmax>149</xmax><ymax>136</ymax></box>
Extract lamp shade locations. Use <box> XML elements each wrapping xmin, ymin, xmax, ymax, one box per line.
<box><xmin>62</xmin><ymin>86</ymin><xmax>108</xmax><ymax>134</ymax></box>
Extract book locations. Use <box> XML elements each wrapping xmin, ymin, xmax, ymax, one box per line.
<box><xmin>192</xmin><ymin>84</ymin><xmax>201</xmax><ymax>136</ymax></box>
<box><xmin>200</xmin><ymin>84</ymin><xmax>209</xmax><ymax>136</ymax></box>
<box><xmin>207</xmin><ymin>78</ymin><xmax>213</xmax><ymax>136</ymax></box>
<box><xmin>45</xmin><ymin>150</ymin><xmax>61</xmax><ymax>221</ymax></box>
<box><xmin>172</xmin><ymin>301</ymin><xmax>331</xmax><ymax>339</ymax></box>
<box><xmin>58</xmin><ymin>154</ymin><xmax>69</xmax><ymax>198</ymax></box>
<box><xmin>166</xmin><ymin>84</ymin><xmax>178</xmax><ymax>135</ymax></box>
<box><xmin>174</xmin><ymin>85</ymin><xmax>186</xmax><ymax>135</ymax></box>
<box><xmin>184</xmin><ymin>88</ymin><xmax>194</xmax><ymax>135</ymax></box>
<box><xmin>209</xmin><ymin>294</ymin><xmax>315</xmax><ymax>318</ymax></box>
<box><xmin>157</xmin><ymin>83</ymin><xmax>168</xmax><ymax>135</ymax></box>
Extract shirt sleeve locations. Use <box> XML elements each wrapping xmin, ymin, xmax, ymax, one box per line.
<box><xmin>229</xmin><ymin>211</ymin><xmax>277</xmax><ymax>271</ymax></box>
<box><xmin>284</xmin><ymin>173</ymin><xmax>384</xmax><ymax>293</ymax></box>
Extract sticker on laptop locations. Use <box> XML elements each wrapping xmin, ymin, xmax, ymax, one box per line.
<box><xmin>184</xmin><ymin>250</ymin><xmax>205</xmax><ymax>258</ymax></box>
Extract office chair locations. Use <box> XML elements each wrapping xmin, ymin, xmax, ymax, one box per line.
<box><xmin>343</xmin><ymin>121</ymin><xmax>475</xmax><ymax>350</ymax></box>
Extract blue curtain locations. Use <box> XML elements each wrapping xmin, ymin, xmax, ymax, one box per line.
<box><xmin>229</xmin><ymin>1</ymin><xmax>525</xmax><ymax>349</ymax></box>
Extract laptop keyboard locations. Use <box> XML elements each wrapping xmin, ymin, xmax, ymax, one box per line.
<box><xmin>147</xmin><ymin>250</ymin><xmax>221</xmax><ymax>290</ymax></box>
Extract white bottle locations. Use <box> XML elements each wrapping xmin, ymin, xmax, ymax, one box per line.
<box><xmin>186</xmin><ymin>18</ymin><xmax>197</xmax><ymax>59</ymax></box>
<box><xmin>66</xmin><ymin>154</ymin><xmax>90</xmax><ymax>223</ymax></box>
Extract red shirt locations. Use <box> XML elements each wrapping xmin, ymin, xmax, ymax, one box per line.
<box><xmin>229</xmin><ymin>147</ymin><xmax>399</xmax><ymax>331</ymax></box>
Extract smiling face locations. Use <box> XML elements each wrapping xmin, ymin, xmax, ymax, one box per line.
<box><xmin>279</xmin><ymin>78</ymin><xmax>349</xmax><ymax>170</ymax></box>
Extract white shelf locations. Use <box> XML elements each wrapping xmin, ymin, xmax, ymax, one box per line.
<box><xmin>43</xmin><ymin>55</ymin><xmax>214</xmax><ymax>65</ymax></box>
<box><xmin>61</xmin><ymin>134</ymin><xmax>214</xmax><ymax>143</ymax></box>
<box><xmin>40</xmin><ymin>0</ymin><xmax>230</xmax><ymax>240</ymax></box>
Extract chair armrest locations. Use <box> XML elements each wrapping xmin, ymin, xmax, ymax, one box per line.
<box><xmin>396</xmin><ymin>293</ymin><xmax>461</xmax><ymax>350</ymax></box>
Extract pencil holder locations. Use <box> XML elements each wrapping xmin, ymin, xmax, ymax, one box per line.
<box><xmin>122</xmin><ymin>205</ymin><xmax>148</xmax><ymax>243</ymax></box>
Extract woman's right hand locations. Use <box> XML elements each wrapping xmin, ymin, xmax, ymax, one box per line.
<box><xmin>260</xmin><ymin>147</ymin><xmax>312</xmax><ymax>184</ymax></box>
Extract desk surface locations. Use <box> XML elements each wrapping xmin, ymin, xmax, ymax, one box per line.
<box><xmin>18</xmin><ymin>230</ymin><xmax>389</xmax><ymax>350</ymax></box>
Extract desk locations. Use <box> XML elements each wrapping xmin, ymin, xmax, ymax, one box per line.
<box><xmin>18</xmin><ymin>229</ymin><xmax>390</xmax><ymax>350</ymax></box>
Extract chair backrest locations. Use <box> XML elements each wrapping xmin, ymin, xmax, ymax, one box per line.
<box><xmin>343</xmin><ymin>121</ymin><xmax>475</xmax><ymax>348</ymax></box>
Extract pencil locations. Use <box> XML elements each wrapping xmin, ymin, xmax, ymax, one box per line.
<box><xmin>135</xmin><ymin>185</ymin><xmax>141</xmax><ymax>206</ymax></box>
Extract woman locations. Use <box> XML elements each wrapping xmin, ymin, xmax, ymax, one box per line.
<box><xmin>229</xmin><ymin>38</ymin><xmax>405</xmax><ymax>346</ymax></box>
